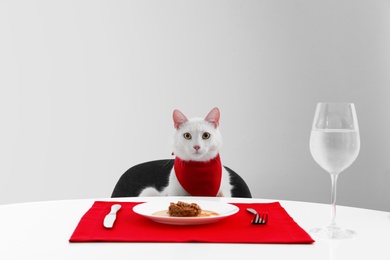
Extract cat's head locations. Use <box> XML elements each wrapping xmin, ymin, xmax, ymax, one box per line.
<box><xmin>172</xmin><ymin>107</ymin><xmax>222</xmax><ymax>162</ymax></box>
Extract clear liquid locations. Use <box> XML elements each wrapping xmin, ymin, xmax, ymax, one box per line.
<box><xmin>310</xmin><ymin>129</ymin><xmax>360</xmax><ymax>174</ymax></box>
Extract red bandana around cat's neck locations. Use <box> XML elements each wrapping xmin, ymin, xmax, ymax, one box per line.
<box><xmin>174</xmin><ymin>154</ymin><xmax>222</xmax><ymax>196</ymax></box>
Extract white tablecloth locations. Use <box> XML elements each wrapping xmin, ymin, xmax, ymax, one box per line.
<box><xmin>1</xmin><ymin>197</ymin><xmax>389</xmax><ymax>259</ymax></box>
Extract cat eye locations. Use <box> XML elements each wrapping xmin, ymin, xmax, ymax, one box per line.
<box><xmin>202</xmin><ymin>132</ymin><xmax>211</xmax><ymax>140</ymax></box>
<box><xmin>183</xmin><ymin>133</ymin><xmax>192</xmax><ymax>140</ymax></box>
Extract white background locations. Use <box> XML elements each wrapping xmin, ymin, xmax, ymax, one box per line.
<box><xmin>1</xmin><ymin>0</ymin><xmax>389</xmax><ymax>211</ymax></box>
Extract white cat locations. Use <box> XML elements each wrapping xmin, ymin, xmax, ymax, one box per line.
<box><xmin>139</xmin><ymin>107</ymin><xmax>233</xmax><ymax>197</ymax></box>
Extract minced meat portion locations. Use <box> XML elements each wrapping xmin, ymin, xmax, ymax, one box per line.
<box><xmin>168</xmin><ymin>201</ymin><xmax>202</xmax><ymax>217</ymax></box>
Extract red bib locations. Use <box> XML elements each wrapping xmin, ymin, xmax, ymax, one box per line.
<box><xmin>174</xmin><ymin>154</ymin><xmax>222</xmax><ymax>196</ymax></box>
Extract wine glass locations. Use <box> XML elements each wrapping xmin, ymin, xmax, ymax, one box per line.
<box><xmin>309</xmin><ymin>103</ymin><xmax>360</xmax><ymax>239</ymax></box>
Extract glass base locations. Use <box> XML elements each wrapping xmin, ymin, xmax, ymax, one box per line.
<box><xmin>310</xmin><ymin>226</ymin><xmax>357</xmax><ymax>239</ymax></box>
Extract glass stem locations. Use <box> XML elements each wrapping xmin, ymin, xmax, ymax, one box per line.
<box><xmin>329</xmin><ymin>173</ymin><xmax>339</xmax><ymax>228</ymax></box>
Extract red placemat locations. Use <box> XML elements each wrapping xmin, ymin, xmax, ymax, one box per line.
<box><xmin>69</xmin><ymin>201</ymin><xmax>314</xmax><ymax>244</ymax></box>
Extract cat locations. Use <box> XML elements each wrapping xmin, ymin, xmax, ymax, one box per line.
<box><xmin>138</xmin><ymin>107</ymin><xmax>234</xmax><ymax>197</ymax></box>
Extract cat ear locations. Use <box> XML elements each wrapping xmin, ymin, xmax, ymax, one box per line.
<box><xmin>173</xmin><ymin>109</ymin><xmax>188</xmax><ymax>129</ymax></box>
<box><xmin>205</xmin><ymin>107</ymin><xmax>220</xmax><ymax>128</ymax></box>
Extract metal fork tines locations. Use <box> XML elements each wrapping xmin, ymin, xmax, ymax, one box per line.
<box><xmin>247</xmin><ymin>208</ymin><xmax>268</xmax><ymax>225</ymax></box>
<box><xmin>252</xmin><ymin>212</ymin><xmax>268</xmax><ymax>225</ymax></box>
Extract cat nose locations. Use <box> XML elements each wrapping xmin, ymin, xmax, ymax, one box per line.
<box><xmin>194</xmin><ymin>145</ymin><xmax>200</xmax><ymax>151</ymax></box>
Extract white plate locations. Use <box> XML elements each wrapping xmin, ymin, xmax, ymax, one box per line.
<box><xmin>133</xmin><ymin>200</ymin><xmax>239</xmax><ymax>225</ymax></box>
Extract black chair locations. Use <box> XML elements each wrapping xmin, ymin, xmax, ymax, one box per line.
<box><xmin>111</xmin><ymin>159</ymin><xmax>252</xmax><ymax>198</ymax></box>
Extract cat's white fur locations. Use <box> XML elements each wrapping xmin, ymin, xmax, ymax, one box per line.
<box><xmin>139</xmin><ymin>107</ymin><xmax>233</xmax><ymax>197</ymax></box>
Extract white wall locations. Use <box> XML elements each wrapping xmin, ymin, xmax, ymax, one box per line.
<box><xmin>1</xmin><ymin>0</ymin><xmax>389</xmax><ymax>211</ymax></box>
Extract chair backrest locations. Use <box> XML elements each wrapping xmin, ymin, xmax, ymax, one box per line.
<box><xmin>111</xmin><ymin>159</ymin><xmax>252</xmax><ymax>198</ymax></box>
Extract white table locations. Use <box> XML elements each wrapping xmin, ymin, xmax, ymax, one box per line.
<box><xmin>1</xmin><ymin>197</ymin><xmax>389</xmax><ymax>259</ymax></box>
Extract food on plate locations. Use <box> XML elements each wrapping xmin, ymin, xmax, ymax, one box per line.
<box><xmin>168</xmin><ymin>201</ymin><xmax>202</xmax><ymax>217</ymax></box>
<box><xmin>151</xmin><ymin>201</ymin><xmax>219</xmax><ymax>218</ymax></box>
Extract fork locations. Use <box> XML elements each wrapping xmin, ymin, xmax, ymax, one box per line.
<box><xmin>247</xmin><ymin>208</ymin><xmax>268</xmax><ymax>225</ymax></box>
